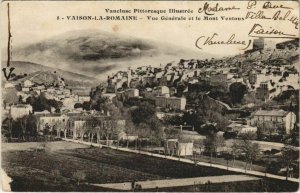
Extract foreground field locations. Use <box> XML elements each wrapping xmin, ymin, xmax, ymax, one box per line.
<box><xmin>1</xmin><ymin>141</ymin><xmax>299</xmax><ymax>192</ymax></box>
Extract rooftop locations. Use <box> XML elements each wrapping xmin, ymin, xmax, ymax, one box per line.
<box><xmin>253</xmin><ymin>110</ymin><xmax>289</xmax><ymax>117</ymax></box>
<box><xmin>11</xmin><ymin>104</ymin><xmax>32</xmax><ymax>108</ymax></box>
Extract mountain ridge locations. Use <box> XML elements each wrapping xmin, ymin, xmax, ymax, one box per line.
<box><xmin>13</xmin><ymin>30</ymin><xmax>212</xmax><ymax>80</ymax></box>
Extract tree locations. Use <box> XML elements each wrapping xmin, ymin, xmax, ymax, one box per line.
<box><xmin>238</xmin><ymin>140</ymin><xmax>260</xmax><ymax>172</ymax></box>
<box><xmin>86</xmin><ymin>118</ymin><xmax>98</xmax><ymax>143</ymax></box>
<box><xmin>130</xmin><ymin>102</ymin><xmax>164</xmax><ymax>143</ymax></box>
<box><xmin>19</xmin><ymin>116</ymin><xmax>28</xmax><ymax>140</ymax></box>
<box><xmin>239</xmin><ymin>131</ymin><xmax>257</xmax><ymax>140</ymax></box>
<box><xmin>198</xmin><ymin>123</ymin><xmax>217</xmax><ymax>135</ymax></box>
<box><xmin>2</xmin><ymin>117</ymin><xmax>13</xmax><ymax>140</ymax></box>
<box><xmin>26</xmin><ymin>94</ymin><xmax>62</xmax><ymax>113</ymax></box>
<box><xmin>164</xmin><ymin>115</ymin><xmax>184</xmax><ymax>126</ymax></box>
<box><xmin>164</xmin><ymin>127</ymin><xmax>181</xmax><ymax>139</ymax></box>
<box><xmin>257</xmin><ymin>121</ymin><xmax>276</xmax><ymax>140</ymax></box>
<box><xmin>26</xmin><ymin>114</ymin><xmax>38</xmax><ymax>139</ymax></box>
<box><xmin>79</xmin><ymin>121</ymin><xmax>88</xmax><ymax>142</ymax></box>
<box><xmin>74</xmin><ymin>103</ymin><xmax>82</xmax><ymax>109</ymax></box>
<box><xmin>82</xmin><ymin>101</ymin><xmax>91</xmax><ymax>111</ymax></box>
<box><xmin>204</xmin><ymin>133</ymin><xmax>225</xmax><ymax>165</ymax></box>
<box><xmin>204</xmin><ymin>135</ymin><xmax>215</xmax><ymax>166</ymax></box>
<box><xmin>280</xmin><ymin>145</ymin><xmax>298</xmax><ymax>180</ymax></box>
<box><xmin>130</xmin><ymin>102</ymin><xmax>156</xmax><ymax>124</ymax></box>
<box><xmin>215</xmin><ymin>135</ymin><xmax>225</xmax><ymax>158</ymax></box>
<box><xmin>44</xmin><ymin>123</ymin><xmax>51</xmax><ymax>136</ymax></box>
<box><xmin>122</xmin><ymin>82</ymin><xmax>128</xmax><ymax>89</ymax></box>
<box><xmin>18</xmin><ymin>95</ymin><xmax>23</xmax><ymax>103</ymax></box>
<box><xmin>102</xmin><ymin>120</ymin><xmax>114</xmax><ymax>146</ymax></box>
<box><xmin>55</xmin><ymin>118</ymin><xmax>68</xmax><ymax>138</ymax></box>
<box><xmin>231</xmin><ymin>140</ymin><xmax>242</xmax><ymax>167</ymax></box>
<box><xmin>229</xmin><ymin>82</ymin><xmax>247</xmax><ymax>104</ymax></box>
<box><xmin>146</xmin><ymin>117</ymin><xmax>164</xmax><ymax>142</ymax></box>
<box><xmin>3</xmin><ymin>87</ymin><xmax>19</xmax><ymax>105</ymax></box>
<box><xmin>89</xmin><ymin>85</ymin><xmax>108</xmax><ymax>111</ymax></box>
<box><xmin>64</xmin><ymin>119</ymin><xmax>72</xmax><ymax>139</ymax></box>
<box><xmin>193</xmin><ymin>139</ymin><xmax>204</xmax><ymax>165</ymax></box>
<box><xmin>266</xmin><ymin>160</ymin><xmax>282</xmax><ymax>175</ymax></box>
<box><xmin>124</xmin><ymin>120</ymin><xmax>136</xmax><ymax>148</ymax></box>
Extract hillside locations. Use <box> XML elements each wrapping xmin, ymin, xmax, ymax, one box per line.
<box><xmin>5</xmin><ymin>61</ymin><xmax>98</xmax><ymax>87</ymax></box>
<box><xmin>11</xmin><ymin>61</ymin><xmax>96</xmax><ymax>81</ymax></box>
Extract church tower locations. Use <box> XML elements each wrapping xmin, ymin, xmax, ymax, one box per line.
<box><xmin>127</xmin><ymin>67</ymin><xmax>131</xmax><ymax>88</ymax></box>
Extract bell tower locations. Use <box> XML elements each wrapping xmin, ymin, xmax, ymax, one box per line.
<box><xmin>127</xmin><ymin>67</ymin><xmax>131</xmax><ymax>88</ymax></box>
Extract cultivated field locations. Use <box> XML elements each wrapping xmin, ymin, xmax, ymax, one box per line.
<box><xmin>1</xmin><ymin>141</ymin><xmax>299</xmax><ymax>192</ymax></box>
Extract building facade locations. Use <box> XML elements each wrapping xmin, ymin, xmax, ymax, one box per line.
<box><xmin>155</xmin><ymin>96</ymin><xmax>186</xmax><ymax>110</ymax></box>
<box><xmin>250</xmin><ymin>110</ymin><xmax>296</xmax><ymax>134</ymax></box>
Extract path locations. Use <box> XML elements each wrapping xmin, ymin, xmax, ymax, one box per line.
<box><xmin>226</xmin><ymin>139</ymin><xmax>300</xmax><ymax>151</ymax></box>
<box><xmin>91</xmin><ymin>175</ymin><xmax>260</xmax><ymax>190</ymax></box>
<box><xmin>61</xmin><ymin>138</ymin><xmax>299</xmax><ymax>183</ymax></box>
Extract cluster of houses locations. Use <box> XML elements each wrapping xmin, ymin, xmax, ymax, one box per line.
<box><xmin>248</xmin><ymin>65</ymin><xmax>298</xmax><ymax>101</ymax></box>
<box><xmin>109</xmin><ymin>67</ymin><xmax>187</xmax><ymax>111</ymax></box>
<box><xmin>3</xmin><ymin>74</ymin><xmax>92</xmax><ymax>114</ymax></box>
<box><xmin>106</xmin><ymin>40</ymin><xmax>299</xmax><ymax>106</ymax></box>
<box><xmin>104</xmin><ymin>38</ymin><xmax>298</xmax><ymax>139</ymax></box>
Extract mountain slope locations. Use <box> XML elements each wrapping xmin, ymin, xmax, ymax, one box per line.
<box><xmin>11</xmin><ymin>61</ymin><xmax>96</xmax><ymax>81</ymax></box>
<box><xmin>13</xmin><ymin>30</ymin><xmax>212</xmax><ymax>80</ymax></box>
<box><xmin>8</xmin><ymin>61</ymin><xmax>98</xmax><ymax>87</ymax></box>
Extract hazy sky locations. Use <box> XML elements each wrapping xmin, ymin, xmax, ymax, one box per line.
<box><xmin>1</xmin><ymin>0</ymin><xmax>299</xmax><ymax>58</ymax></box>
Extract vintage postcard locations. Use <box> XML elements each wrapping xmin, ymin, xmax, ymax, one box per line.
<box><xmin>1</xmin><ymin>0</ymin><xmax>299</xmax><ymax>192</ymax></box>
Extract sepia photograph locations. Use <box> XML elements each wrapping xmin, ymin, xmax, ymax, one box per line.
<box><xmin>1</xmin><ymin>0</ymin><xmax>299</xmax><ymax>192</ymax></box>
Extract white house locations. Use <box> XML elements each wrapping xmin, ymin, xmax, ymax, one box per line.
<box><xmin>4</xmin><ymin>82</ymin><xmax>15</xmax><ymax>89</ymax></box>
<box><xmin>126</xmin><ymin>89</ymin><xmax>139</xmax><ymax>98</ymax></box>
<box><xmin>226</xmin><ymin>122</ymin><xmax>258</xmax><ymax>135</ymax></box>
<box><xmin>177</xmin><ymin>142</ymin><xmax>193</xmax><ymax>157</ymax></box>
<box><xmin>250</xmin><ymin>110</ymin><xmax>296</xmax><ymax>134</ymax></box>
<box><xmin>77</xmin><ymin>95</ymin><xmax>91</xmax><ymax>103</ymax></box>
<box><xmin>156</xmin><ymin>86</ymin><xmax>170</xmax><ymax>96</ymax></box>
<box><xmin>22</xmin><ymin>87</ymin><xmax>30</xmax><ymax>92</ymax></box>
<box><xmin>155</xmin><ymin>96</ymin><xmax>186</xmax><ymax>110</ymax></box>
<box><xmin>38</xmin><ymin>114</ymin><xmax>69</xmax><ymax>131</ymax></box>
<box><xmin>10</xmin><ymin>104</ymin><xmax>33</xmax><ymax>120</ymax></box>
<box><xmin>23</xmin><ymin>80</ymin><xmax>34</xmax><ymax>88</ymax></box>
<box><xmin>164</xmin><ymin>139</ymin><xmax>193</xmax><ymax>157</ymax></box>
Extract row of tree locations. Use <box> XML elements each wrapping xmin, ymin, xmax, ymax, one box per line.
<box><xmin>198</xmin><ymin>133</ymin><xmax>298</xmax><ymax>180</ymax></box>
<box><xmin>2</xmin><ymin>114</ymin><xmax>38</xmax><ymax>141</ymax></box>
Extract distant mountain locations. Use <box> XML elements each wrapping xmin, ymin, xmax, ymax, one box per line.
<box><xmin>9</xmin><ymin>61</ymin><xmax>98</xmax><ymax>87</ymax></box>
<box><xmin>13</xmin><ymin>30</ymin><xmax>211</xmax><ymax>80</ymax></box>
